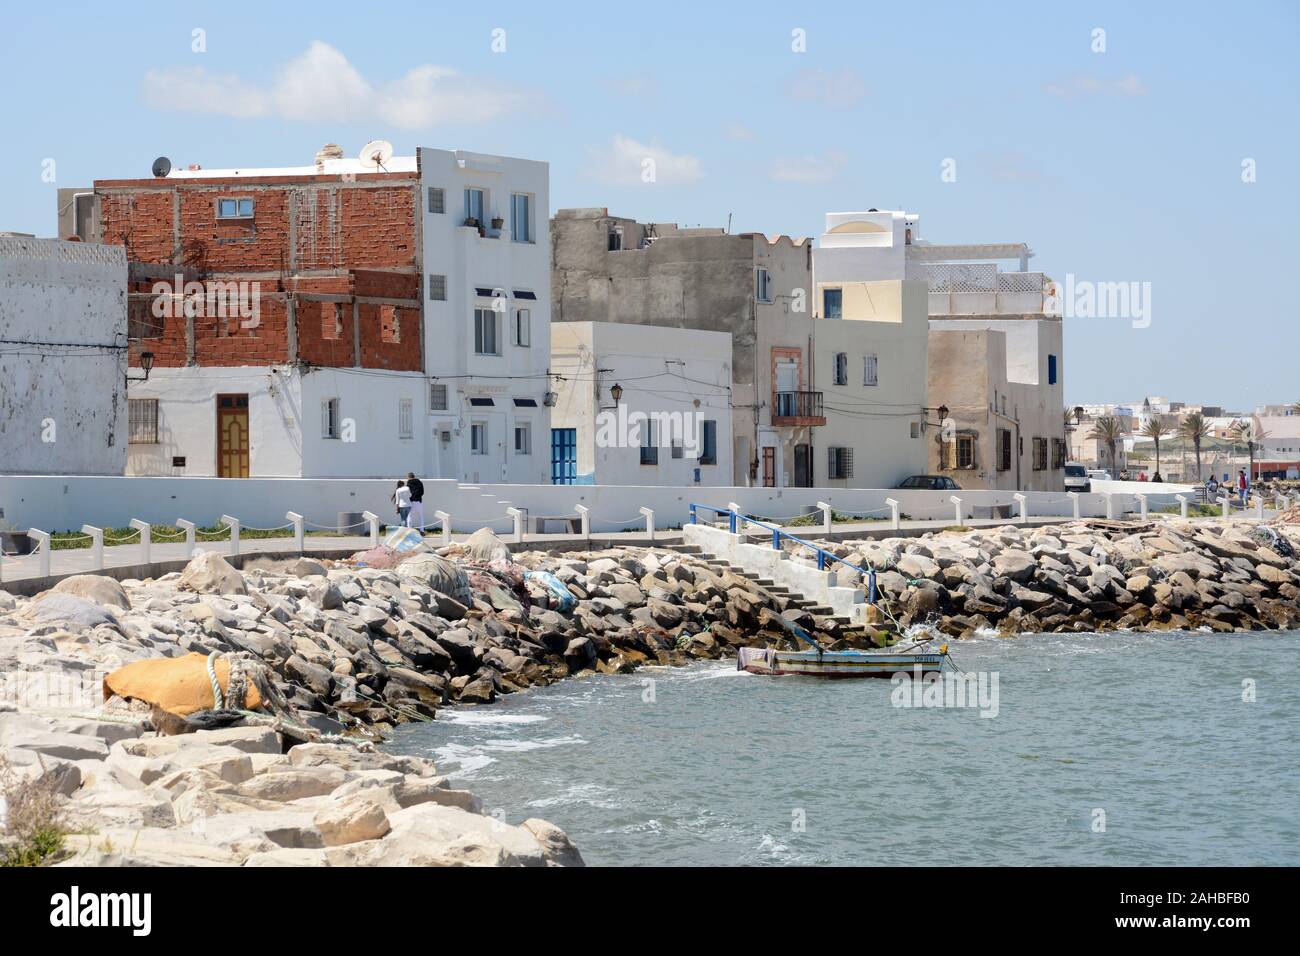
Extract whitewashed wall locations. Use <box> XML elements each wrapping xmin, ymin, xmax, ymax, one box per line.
<box><xmin>0</xmin><ymin>238</ymin><xmax>127</xmax><ymax>476</ymax></box>
<box><xmin>0</xmin><ymin>474</ymin><xmax>1195</xmax><ymax>536</ymax></box>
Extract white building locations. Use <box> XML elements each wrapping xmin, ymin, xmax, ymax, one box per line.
<box><xmin>549</xmin><ymin>322</ymin><xmax>733</xmax><ymax>486</ymax></box>
<box><xmin>0</xmin><ymin>236</ymin><xmax>128</xmax><ymax>476</ymax></box>
<box><xmin>90</xmin><ymin>145</ymin><xmax>551</xmax><ymax>484</ymax></box>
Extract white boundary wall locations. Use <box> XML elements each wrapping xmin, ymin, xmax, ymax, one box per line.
<box><xmin>0</xmin><ymin>475</ymin><xmax>1194</xmax><ymax>535</ymax></box>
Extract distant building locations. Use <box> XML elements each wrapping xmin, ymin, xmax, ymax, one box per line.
<box><xmin>549</xmin><ymin>322</ymin><xmax>733</xmax><ymax>486</ymax></box>
<box><xmin>83</xmin><ymin>145</ymin><xmax>551</xmax><ymax>482</ymax></box>
<box><xmin>0</xmin><ymin>236</ymin><xmax>127</xmax><ymax>476</ymax></box>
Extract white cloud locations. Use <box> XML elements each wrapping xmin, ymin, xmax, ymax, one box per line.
<box><xmin>723</xmin><ymin>123</ymin><xmax>757</xmax><ymax>142</ymax></box>
<box><xmin>769</xmin><ymin>151</ymin><xmax>848</xmax><ymax>183</ymax></box>
<box><xmin>785</xmin><ymin>69</ymin><xmax>868</xmax><ymax>109</ymax></box>
<box><xmin>584</xmin><ymin>135</ymin><xmax>703</xmax><ymax>186</ymax></box>
<box><xmin>1044</xmin><ymin>72</ymin><xmax>1149</xmax><ymax>99</ymax></box>
<box><xmin>142</xmin><ymin>41</ymin><xmax>534</xmax><ymax>128</ymax></box>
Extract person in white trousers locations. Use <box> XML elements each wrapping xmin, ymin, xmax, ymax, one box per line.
<box><xmin>405</xmin><ymin>472</ymin><xmax>426</xmax><ymax>530</ymax></box>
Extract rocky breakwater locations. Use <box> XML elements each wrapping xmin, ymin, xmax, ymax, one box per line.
<box><xmin>0</xmin><ymin>528</ymin><xmax>864</xmax><ymax>865</ymax></box>
<box><xmin>790</xmin><ymin>517</ymin><xmax>1300</xmax><ymax>637</ymax></box>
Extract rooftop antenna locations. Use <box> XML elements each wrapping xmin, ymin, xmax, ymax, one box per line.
<box><xmin>726</xmin><ymin>213</ymin><xmax>732</xmax><ymax>234</ymax></box>
<box><xmin>151</xmin><ymin>156</ymin><xmax>172</xmax><ymax>178</ymax></box>
<box><xmin>358</xmin><ymin>139</ymin><xmax>394</xmax><ymax>171</ymax></box>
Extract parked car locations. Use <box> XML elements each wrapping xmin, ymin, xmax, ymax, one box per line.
<box><xmin>1063</xmin><ymin>462</ymin><xmax>1091</xmax><ymax>493</ymax></box>
<box><xmin>1087</xmin><ymin>469</ymin><xmax>1112</xmax><ymax>482</ymax></box>
<box><xmin>896</xmin><ymin>475</ymin><xmax>961</xmax><ymax>490</ymax></box>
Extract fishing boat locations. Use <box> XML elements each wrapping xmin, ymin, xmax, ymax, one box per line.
<box><xmin>735</xmin><ymin>614</ymin><xmax>953</xmax><ymax>679</ymax></box>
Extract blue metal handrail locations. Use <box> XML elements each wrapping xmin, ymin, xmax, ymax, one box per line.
<box><xmin>689</xmin><ymin>503</ymin><xmax>878</xmax><ymax>604</ymax></box>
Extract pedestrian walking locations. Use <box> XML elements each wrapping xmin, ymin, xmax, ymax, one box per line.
<box><xmin>405</xmin><ymin>472</ymin><xmax>425</xmax><ymax>530</ymax></box>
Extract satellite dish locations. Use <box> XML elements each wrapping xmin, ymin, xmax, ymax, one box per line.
<box><xmin>358</xmin><ymin>140</ymin><xmax>394</xmax><ymax>169</ymax></box>
<box><xmin>152</xmin><ymin>156</ymin><xmax>172</xmax><ymax>178</ymax></box>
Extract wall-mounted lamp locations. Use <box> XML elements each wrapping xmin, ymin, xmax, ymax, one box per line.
<box><xmin>126</xmin><ymin>351</ymin><xmax>154</xmax><ymax>387</ymax></box>
<box><xmin>610</xmin><ymin>382</ymin><xmax>624</xmax><ymax>406</ymax></box>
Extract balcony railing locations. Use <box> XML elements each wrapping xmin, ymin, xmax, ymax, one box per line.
<box><xmin>772</xmin><ymin>390</ymin><xmax>826</xmax><ymax>425</ymax></box>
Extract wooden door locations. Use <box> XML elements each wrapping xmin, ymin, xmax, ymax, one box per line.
<box><xmin>217</xmin><ymin>394</ymin><xmax>250</xmax><ymax>478</ymax></box>
<box><xmin>762</xmin><ymin>446</ymin><xmax>776</xmax><ymax>488</ymax></box>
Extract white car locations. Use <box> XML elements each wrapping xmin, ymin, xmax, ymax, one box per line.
<box><xmin>1086</xmin><ymin>469</ymin><xmax>1112</xmax><ymax>482</ymax></box>
<box><xmin>1064</xmin><ymin>463</ymin><xmax>1092</xmax><ymax>493</ymax></box>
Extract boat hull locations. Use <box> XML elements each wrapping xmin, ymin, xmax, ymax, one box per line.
<box><xmin>737</xmin><ymin>646</ymin><xmax>945</xmax><ymax>679</ymax></box>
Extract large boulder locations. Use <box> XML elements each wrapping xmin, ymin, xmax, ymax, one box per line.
<box><xmin>463</xmin><ymin>527</ymin><xmax>512</xmax><ymax>564</ymax></box>
<box><xmin>395</xmin><ymin>553</ymin><xmax>472</xmax><ymax>603</ymax></box>
<box><xmin>46</xmin><ymin>575</ymin><xmax>131</xmax><ymax>610</ymax></box>
<box><xmin>17</xmin><ymin>594</ymin><xmax>120</xmax><ymax>629</ymax></box>
<box><xmin>178</xmin><ymin>551</ymin><xmax>248</xmax><ymax>595</ymax></box>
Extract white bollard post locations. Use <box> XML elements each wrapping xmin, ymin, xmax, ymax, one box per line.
<box><xmin>574</xmin><ymin>504</ymin><xmax>590</xmax><ymax>539</ymax></box>
<box><xmin>1176</xmin><ymin>494</ymin><xmax>1189</xmax><ymax>519</ymax></box>
<box><xmin>949</xmin><ymin>495</ymin><xmax>963</xmax><ymax>525</ymax></box>
<box><xmin>362</xmin><ymin>511</ymin><xmax>380</xmax><ymax>549</ymax></box>
<box><xmin>816</xmin><ymin>500</ymin><xmax>832</xmax><ymax>535</ymax></box>
<box><xmin>286</xmin><ymin>512</ymin><xmax>305</xmax><ymax>553</ymax></box>
<box><xmin>434</xmin><ymin>510</ymin><xmax>452</xmax><ymax>547</ymax></box>
<box><xmin>28</xmin><ymin>529</ymin><xmax>52</xmax><ymax>578</ymax></box>
<box><xmin>728</xmin><ymin>501</ymin><xmax>745</xmax><ymax>534</ymax></box>
<box><xmin>1255</xmin><ymin>497</ymin><xmax>1264</xmax><ymax>521</ymax></box>
<box><xmin>1135</xmin><ymin>494</ymin><xmax>1148</xmax><ymax>520</ymax></box>
<box><xmin>1067</xmin><ymin>491</ymin><xmax>1080</xmax><ymax>520</ymax></box>
<box><xmin>885</xmin><ymin>497</ymin><xmax>900</xmax><ymax>531</ymax></box>
<box><xmin>220</xmin><ymin>515</ymin><xmax>240</xmax><ymax>557</ymax></box>
<box><xmin>177</xmin><ymin>519</ymin><xmax>196</xmax><ymax>553</ymax></box>
<box><xmin>129</xmin><ymin>519</ymin><xmax>152</xmax><ymax>565</ymax></box>
<box><xmin>1219</xmin><ymin>496</ymin><xmax>1230</xmax><ymax>519</ymax></box>
<box><xmin>640</xmin><ymin>507</ymin><xmax>656</xmax><ymax>542</ymax></box>
<box><xmin>1103</xmin><ymin>493</ymin><xmax>1115</xmax><ymax>520</ymax></box>
<box><xmin>81</xmin><ymin>525</ymin><xmax>104</xmax><ymax>570</ymax></box>
<box><xmin>1013</xmin><ymin>493</ymin><xmax>1028</xmax><ymax>524</ymax></box>
<box><xmin>506</xmin><ymin>507</ymin><xmax>524</xmax><ymax>543</ymax></box>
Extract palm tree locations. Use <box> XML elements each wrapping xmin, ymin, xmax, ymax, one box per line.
<box><xmin>1088</xmin><ymin>416</ymin><xmax>1127</xmax><ymax>476</ymax></box>
<box><xmin>1140</xmin><ymin>418</ymin><xmax>1165</xmax><ymax>477</ymax></box>
<box><xmin>1179</xmin><ymin>412</ymin><xmax>1212</xmax><ymax>483</ymax></box>
<box><xmin>1229</xmin><ymin>416</ymin><xmax>1268</xmax><ymax>482</ymax></box>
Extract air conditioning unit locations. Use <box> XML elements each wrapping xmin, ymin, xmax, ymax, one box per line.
<box><xmin>439</xmin><ymin>430</ymin><xmax>452</xmax><ymax>445</ymax></box>
<box><xmin>544</xmin><ymin>391</ymin><xmax>557</xmax><ymax>407</ymax></box>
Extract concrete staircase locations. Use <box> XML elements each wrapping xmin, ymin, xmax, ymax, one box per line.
<box><xmin>666</xmin><ymin>541</ymin><xmax>852</xmax><ymax>626</ymax></box>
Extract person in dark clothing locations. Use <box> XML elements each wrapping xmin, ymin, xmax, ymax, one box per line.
<box><xmin>405</xmin><ymin>472</ymin><xmax>426</xmax><ymax>529</ymax></box>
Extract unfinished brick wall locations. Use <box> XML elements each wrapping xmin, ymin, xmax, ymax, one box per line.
<box><xmin>97</xmin><ymin>172</ymin><xmax>422</xmax><ymax>372</ymax></box>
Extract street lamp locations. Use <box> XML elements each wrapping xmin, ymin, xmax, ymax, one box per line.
<box><xmin>125</xmin><ymin>351</ymin><xmax>154</xmax><ymax>387</ymax></box>
<box><xmin>610</xmin><ymin>382</ymin><xmax>623</xmax><ymax>406</ymax></box>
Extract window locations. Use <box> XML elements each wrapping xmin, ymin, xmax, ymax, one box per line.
<box><xmin>910</xmin><ymin>421</ymin><xmax>920</xmax><ymax>439</ymax></box>
<box><xmin>823</xmin><ymin>288</ymin><xmax>843</xmax><ymax>319</ymax></box>
<box><xmin>1052</xmin><ymin>437</ymin><xmax>1067</xmax><ymax>469</ymax></box>
<box><xmin>430</xmin><ymin>383</ymin><xmax>448</xmax><ymax>411</ymax></box>
<box><xmin>380</xmin><ymin>305</ymin><xmax>400</xmax><ymax>343</ymax></box>
<box><xmin>511</xmin><ymin>193</ymin><xmax>532</xmax><ymax>242</ymax></box>
<box><xmin>129</xmin><ymin>303</ymin><xmax>162</xmax><ymax>339</ymax></box>
<box><xmin>700</xmin><ymin>420</ymin><xmax>717</xmax><ymax>465</ymax></box>
<box><xmin>1048</xmin><ymin>354</ymin><xmax>1058</xmax><ymax>385</ymax></box>
<box><xmin>827</xmin><ymin>446</ymin><xmax>854</xmax><ymax>479</ymax></box>
<box><xmin>398</xmin><ymin>399</ymin><xmax>413</xmax><ymax>439</ymax></box>
<box><xmin>428</xmin><ymin>274</ymin><xmax>447</xmax><ymax>301</ymax></box>
<box><xmin>427</xmin><ymin>187</ymin><xmax>445</xmax><ymax>214</ymax></box>
<box><xmin>511</xmin><ymin>308</ymin><xmax>531</xmax><ymax>347</ymax></box>
<box><xmin>468</xmin><ymin>397</ymin><xmax>495</xmax><ymax>407</ymax></box>
<box><xmin>640</xmin><ymin>419</ymin><xmax>659</xmax><ymax>465</ymax></box>
<box><xmin>128</xmin><ymin>398</ymin><xmax>158</xmax><ymax>444</ymax></box>
<box><xmin>513</xmin><ymin>290</ymin><xmax>538</xmax><ymax>300</ymax></box>
<box><xmin>998</xmin><ymin>428</ymin><xmax>1012</xmax><ymax>471</ymax></box>
<box><xmin>217</xmin><ymin>198</ymin><xmax>254</xmax><ymax>219</ymax></box>
<box><xmin>949</xmin><ymin>434</ymin><xmax>974</xmax><ymax>470</ymax></box>
<box><xmin>514</xmin><ymin>422</ymin><xmax>532</xmax><ymax>455</ymax></box>
<box><xmin>464</xmin><ymin>188</ymin><xmax>485</xmax><ymax>224</ymax></box>
<box><xmin>474</xmin><ymin>308</ymin><xmax>499</xmax><ymax>355</ymax></box>
<box><xmin>864</xmin><ymin>353</ymin><xmax>878</xmax><ymax>387</ymax></box>
<box><xmin>322</xmin><ymin>303</ymin><xmax>344</xmax><ymax>340</ymax></box>
<box><xmin>756</xmin><ymin>268</ymin><xmax>772</xmax><ymax>303</ymax></box>
<box><xmin>471</xmin><ymin>422</ymin><xmax>488</xmax><ymax>455</ymax></box>
<box><xmin>513</xmin><ymin>397</ymin><xmax>538</xmax><ymax>408</ymax></box>
<box><xmin>322</xmin><ymin>398</ymin><xmax>340</xmax><ymax>439</ymax></box>
<box><xmin>608</xmin><ymin>228</ymin><xmax>623</xmax><ymax>251</ymax></box>
<box><xmin>671</xmin><ymin>439</ymin><xmax>684</xmax><ymax>459</ymax></box>
<box><xmin>1033</xmin><ymin>437</ymin><xmax>1049</xmax><ymax>471</ymax></box>
<box><xmin>833</xmin><ymin>352</ymin><xmax>848</xmax><ymax>386</ymax></box>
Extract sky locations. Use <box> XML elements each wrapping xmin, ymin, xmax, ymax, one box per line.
<box><xmin>2</xmin><ymin>1</ymin><xmax>1296</xmax><ymax>410</ymax></box>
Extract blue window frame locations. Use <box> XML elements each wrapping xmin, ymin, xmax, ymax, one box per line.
<box><xmin>1048</xmin><ymin>354</ymin><xmax>1058</xmax><ymax>385</ymax></box>
<box><xmin>823</xmin><ymin>288</ymin><xmax>843</xmax><ymax>319</ymax></box>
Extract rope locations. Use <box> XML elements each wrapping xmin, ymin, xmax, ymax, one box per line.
<box><xmin>304</xmin><ymin>519</ymin><xmax>369</xmax><ymax>531</ymax></box>
<box><xmin>238</xmin><ymin>522</ymin><xmax>296</xmax><ymax>532</ymax></box>
<box><xmin>103</xmin><ymin>531</ymin><xmax>141</xmax><ymax>544</ymax></box>
<box><xmin>150</xmin><ymin>529</ymin><xmax>189</xmax><ymax>540</ymax></box>
<box><xmin>206</xmin><ymin>651</ymin><xmax>225</xmax><ymax>709</ymax></box>
<box><xmin>590</xmin><ymin>514</ymin><xmax>649</xmax><ymax>525</ymax></box>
